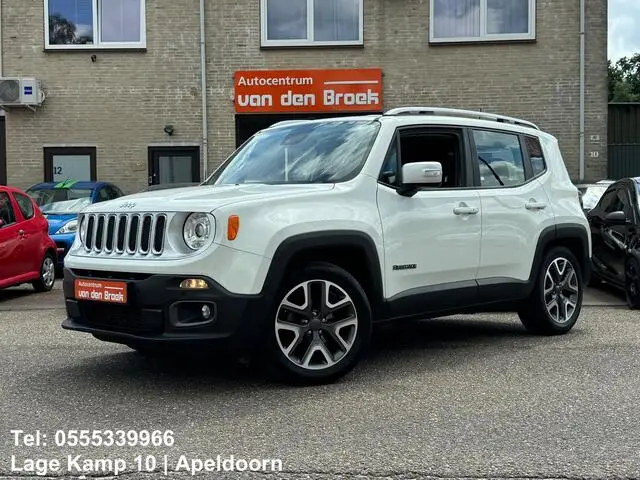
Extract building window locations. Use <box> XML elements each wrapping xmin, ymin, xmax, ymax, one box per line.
<box><xmin>430</xmin><ymin>0</ymin><xmax>535</xmax><ymax>43</ymax></box>
<box><xmin>261</xmin><ymin>0</ymin><xmax>363</xmax><ymax>47</ymax></box>
<box><xmin>44</xmin><ymin>147</ymin><xmax>97</xmax><ymax>182</ymax></box>
<box><xmin>44</xmin><ymin>0</ymin><xmax>146</xmax><ymax>49</ymax></box>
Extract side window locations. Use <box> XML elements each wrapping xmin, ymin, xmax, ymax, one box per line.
<box><xmin>13</xmin><ymin>192</ymin><xmax>35</xmax><ymax>220</ymax></box>
<box><xmin>0</xmin><ymin>192</ymin><xmax>16</xmax><ymax>228</ymax></box>
<box><xmin>473</xmin><ymin>129</ymin><xmax>526</xmax><ymax>187</ymax></box>
<box><xmin>598</xmin><ymin>189</ymin><xmax>622</xmax><ymax>214</ymax></box>
<box><xmin>106</xmin><ymin>186</ymin><xmax>122</xmax><ymax>199</ymax></box>
<box><xmin>379</xmin><ymin>139</ymin><xmax>399</xmax><ymax>187</ymax></box>
<box><xmin>399</xmin><ymin>129</ymin><xmax>465</xmax><ymax>188</ymax></box>
<box><xmin>617</xmin><ymin>189</ymin><xmax>634</xmax><ymax>219</ymax></box>
<box><xmin>111</xmin><ymin>186</ymin><xmax>124</xmax><ymax>198</ymax></box>
<box><xmin>96</xmin><ymin>187</ymin><xmax>110</xmax><ymax>202</ymax></box>
<box><xmin>524</xmin><ymin>135</ymin><xmax>547</xmax><ymax>177</ymax></box>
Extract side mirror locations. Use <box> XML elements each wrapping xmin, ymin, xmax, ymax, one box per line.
<box><xmin>398</xmin><ymin>162</ymin><xmax>443</xmax><ymax>196</ymax></box>
<box><xmin>604</xmin><ymin>210</ymin><xmax>628</xmax><ymax>225</ymax></box>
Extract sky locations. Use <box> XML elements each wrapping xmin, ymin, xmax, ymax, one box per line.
<box><xmin>609</xmin><ymin>0</ymin><xmax>640</xmax><ymax>61</ymax></box>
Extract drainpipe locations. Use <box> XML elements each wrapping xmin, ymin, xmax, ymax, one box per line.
<box><xmin>199</xmin><ymin>0</ymin><xmax>209</xmax><ymax>180</ymax></box>
<box><xmin>0</xmin><ymin>0</ymin><xmax>3</xmax><ymax>77</ymax></box>
<box><xmin>579</xmin><ymin>0</ymin><xmax>585</xmax><ymax>181</ymax></box>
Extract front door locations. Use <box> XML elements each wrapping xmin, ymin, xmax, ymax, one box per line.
<box><xmin>376</xmin><ymin>127</ymin><xmax>482</xmax><ymax>316</ymax></box>
<box><xmin>148</xmin><ymin>147</ymin><xmax>200</xmax><ymax>186</ymax></box>
<box><xmin>0</xmin><ymin>191</ymin><xmax>23</xmax><ymax>282</ymax></box>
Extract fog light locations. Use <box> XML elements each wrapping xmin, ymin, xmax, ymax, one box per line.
<box><xmin>179</xmin><ymin>278</ymin><xmax>209</xmax><ymax>289</ymax></box>
<box><xmin>201</xmin><ymin>305</ymin><xmax>211</xmax><ymax>319</ymax></box>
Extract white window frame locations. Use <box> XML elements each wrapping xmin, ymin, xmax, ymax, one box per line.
<box><xmin>429</xmin><ymin>0</ymin><xmax>535</xmax><ymax>43</ymax></box>
<box><xmin>260</xmin><ymin>0</ymin><xmax>364</xmax><ymax>47</ymax></box>
<box><xmin>44</xmin><ymin>0</ymin><xmax>146</xmax><ymax>50</ymax></box>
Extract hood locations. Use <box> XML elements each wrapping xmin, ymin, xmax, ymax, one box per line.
<box><xmin>82</xmin><ymin>183</ymin><xmax>336</xmax><ymax>214</ymax></box>
<box><xmin>44</xmin><ymin>213</ymin><xmax>78</xmax><ymax>235</ymax></box>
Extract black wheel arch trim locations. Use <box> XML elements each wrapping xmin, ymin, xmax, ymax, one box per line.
<box><xmin>260</xmin><ymin>230</ymin><xmax>385</xmax><ymax>315</ymax></box>
<box><xmin>527</xmin><ymin>223</ymin><xmax>591</xmax><ymax>293</ymax></box>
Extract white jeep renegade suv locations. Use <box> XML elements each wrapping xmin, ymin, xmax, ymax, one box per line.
<box><xmin>62</xmin><ymin>107</ymin><xmax>591</xmax><ymax>384</ymax></box>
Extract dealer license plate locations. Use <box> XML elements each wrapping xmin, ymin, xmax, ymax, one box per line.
<box><xmin>74</xmin><ymin>279</ymin><xmax>127</xmax><ymax>304</ymax></box>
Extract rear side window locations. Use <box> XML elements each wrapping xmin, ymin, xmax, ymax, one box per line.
<box><xmin>525</xmin><ymin>135</ymin><xmax>546</xmax><ymax>176</ymax></box>
<box><xmin>0</xmin><ymin>192</ymin><xmax>16</xmax><ymax>227</ymax></box>
<box><xmin>472</xmin><ymin>129</ymin><xmax>526</xmax><ymax>187</ymax></box>
<box><xmin>14</xmin><ymin>192</ymin><xmax>35</xmax><ymax>220</ymax></box>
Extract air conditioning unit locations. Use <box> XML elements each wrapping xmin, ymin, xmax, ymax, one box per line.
<box><xmin>0</xmin><ymin>77</ymin><xmax>43</xmax><ymax>107</ymax></box>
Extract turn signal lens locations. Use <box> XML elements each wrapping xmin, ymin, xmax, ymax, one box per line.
<box><xmin>227</xmin><ymin>215</ymin><xmax>240</xmax><ymax>240</ymax></box>
<box><xmin>179</xmin><ymin>279</ymin><xmax>209</xmax><ymax>289</ymax></box>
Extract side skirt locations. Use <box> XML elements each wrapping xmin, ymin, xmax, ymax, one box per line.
<box><xmin>381</xmin><ymin>277</ymin><xmax>530</xmax><ymax>322</ymax></box>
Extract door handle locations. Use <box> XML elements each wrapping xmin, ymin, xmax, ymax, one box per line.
<box><xmin>18</xmin><ymin>229</ymin><xmax>24</xmax><ymax>237</ymax></box>
<box><xmin>525</xmin><ymin>200</ymin><xmax>547</xmax><ymax>210</ymax></box>
<box><xmin>453</xmin><ymin>203</ymin><xmax>479</xmax><ymax>215</ymax></box>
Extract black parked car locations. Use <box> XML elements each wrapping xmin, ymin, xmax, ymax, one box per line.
<box><xmin>586</xmin><ymin>177</ymin><xmax>640</xmax><ymax>309</ymax></box>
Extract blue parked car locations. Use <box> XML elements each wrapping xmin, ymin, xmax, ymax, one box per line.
<box><xmin>26</xmin><ymin>180</ymin><xmax>125</xmax><ymax>268</ymax></box>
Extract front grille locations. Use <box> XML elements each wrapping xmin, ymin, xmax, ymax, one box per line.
<box><xmin>80</xmin><ymin>213</ymin><xmax>167</xmax><ymax>256</ymax></box>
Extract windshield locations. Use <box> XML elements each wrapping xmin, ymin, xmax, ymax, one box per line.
<box><xmin>205</xmin><ymin>119</ymin><xmax>381</xmax><ymax>185</ymax></box>
<box><xmin>27</xmin><ymin>188</ymin><xmax>93</xmax><ymax>214</ymax></box>
<box><xmin>580</xmin><ymin>185</ymin><xmax>610</xmax><ymax>211</ymax></box>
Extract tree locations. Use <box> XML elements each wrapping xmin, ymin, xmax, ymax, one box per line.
<box><xmin>608</xmin><ymin>54</ymin><xmax>640</xmax><ymax>102</ymax></box>
<box><xmin>48</xmin><ymin>13</ymin><xmax>92</xmax><ymax>45</ymax></box>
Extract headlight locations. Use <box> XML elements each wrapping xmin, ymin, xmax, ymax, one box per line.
<box><xmin>183</xmin><ymin>213</ymin><xmax>213</xmax><ymax>250</ymax></box>
<box><xmin>78</xmin><ymin>216</ymin><xmax>88</xmax><ymax>242</ymax></box>
<box><xmin>56</xmin><ymin>219</ymin><xmax>78</xmax><ymax>235</ymax></box>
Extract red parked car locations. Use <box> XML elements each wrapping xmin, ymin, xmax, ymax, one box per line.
<box><xmin>0</xmin><ymin>185</ymin><xmax>57</xmax><ymax>292</ymax></box>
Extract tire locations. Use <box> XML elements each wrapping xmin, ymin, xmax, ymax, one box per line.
<box><xmin>265</xmin><ymin>261</ymin><xmax>373</xmax><ymax>385</ymax></box>
<box><xmin>625</xmin><ymin>257</ymin><xmax>640</xmax><ymax>310</ymax></box>
<box><xmin>518</xmin><ymin>246</ymin><xmax>584</xmax><ymax>335</ymax></box>
<box><xmin>32</xmin><ymin>252</ymin><xmax>56</xmax><ymax>292</ymax></box>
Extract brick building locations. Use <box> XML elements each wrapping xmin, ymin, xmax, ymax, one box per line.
<box><xmin>0</xmin><ymin>0</ymin><xmax>608</xmax><ymax>193</ymax></box>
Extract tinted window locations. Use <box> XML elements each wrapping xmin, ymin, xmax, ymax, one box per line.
<box><xmin>616</xmin><ymin>188</ymin><xmax>634</xmax><ymax>220</ymax></box>
<box><xmin>473</xmin><ymin>130</ymin><xmax>526</xmax><ymax>187</ymax></box>
<box><xmin>598</xmin><ymin>189</ymin><xmax>623</xmax><ymax>214</ymax></box>
<box><xmin>0</xmin><ymin>192</ymin><xmax>16</xmax><ymax>227</ymax></box>
<box><xmin>14</xmin><ymin>192</ymin><xmax>35</xmax><ymax>220</ymax></box>
<box><xmin>97</xmin><ymin>188</ymin><xmax>110</xmax><ymax>202</ymax></box>
<box><xmin>106</xmin><ymin>186</ymin><xmax>122</xmax><ymax>199</ymax></box>
<box><xmin>525</xmin><ymin>135</ymin><xmax>546</xmax><ymax>176</ymax></box>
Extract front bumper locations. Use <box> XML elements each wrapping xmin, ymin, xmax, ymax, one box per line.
<box><xmin>61</xmin><ymin>268</ymin><xmax>268</xmax><ymax>353</ymax></box>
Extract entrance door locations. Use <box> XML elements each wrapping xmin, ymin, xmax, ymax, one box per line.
<box><xmin>148</xmin><ymin>147</ymin><xmax>200</xmax><ymax>186</ymax></box>
<box><xmin>0</xmin><ymin>116</ymin><xmax>6</xmax><ymax>185</ymax></box>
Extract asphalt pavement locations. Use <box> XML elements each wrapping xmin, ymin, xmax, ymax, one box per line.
<box><xmin>0</xmin><ymin>281</ymin><xmax>638</xmax><ymax>479</ymax></box>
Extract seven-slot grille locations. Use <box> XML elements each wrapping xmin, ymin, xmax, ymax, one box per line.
<box><xmin>81</xmin><ymin>213</ymin><xmax>167</xmax><ymax>256</ymax></box>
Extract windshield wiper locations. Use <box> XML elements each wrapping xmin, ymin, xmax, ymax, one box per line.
<box><xmin>478</xmin><ymin>155</ymin><xmax>504</xmax><ymax>186</ymax></box>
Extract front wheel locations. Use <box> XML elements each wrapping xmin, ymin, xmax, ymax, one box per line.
<box><xmin>267</xmin><ymin>262</ymin><xmax>373</xmax><ymax>385</ymax></box>
<box><xmin>518</xmin><ymin>246</ymin><xmax>584</xmax><ymax>335</ymax></box>
<box><xmin>32</xmin><ymin>252</ymin><xmax>56</xmax><ymax>292</ymax></box>
<box><xmin>625</xmin><ymin>257</ymin><xmax>640</xmax><ymax>310</ymax></box>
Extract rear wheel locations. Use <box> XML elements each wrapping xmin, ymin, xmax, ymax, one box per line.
<box><xmin>267</xmin><ymin>262</ymin><xmax>372</xmax><ymax>385</ymax></box>
<box><xmin>625</xmin><ymin>257</ymin><xmax>640</xmax><ymax>310</ymax></box>
<box><xmin>32</xmin><ymin>253</ymin><xmax>56</xmax><ymax>292</ymax></box>
<box><xmin>518</xmin><ymin>246</ymin><xmax>584</xmax><ymax>335</ymax></box>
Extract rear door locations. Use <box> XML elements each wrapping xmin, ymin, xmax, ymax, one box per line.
<box><xmin>13</xmin><ymin>191</ymin><xmax>43</xmax><ymax>274</ymax></box>
<box><xmin>0</xmin><ymin>191</ymin><xmax>23</xmax><ymax>282</ymax></box>
<box><xmin>472</xmin><ymin>129</ymin><xmax>555</xmax><ymax>301</ymax></box>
